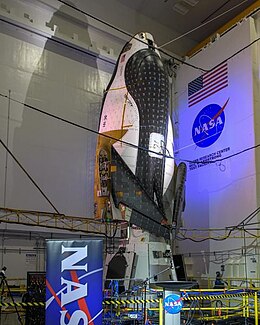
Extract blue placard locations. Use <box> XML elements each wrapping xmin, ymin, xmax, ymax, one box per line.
<box><xmin>46</xmin><ymin>239</ymin><xmax>103</xmax><ymax>324</ymax></box>
<box><xmin>192</xmin><ymin>103</ymin><xmax>226</xmax><ymax>148</ymax></box>
<box><xmin>164</xmin><ymin>294</ymin><xmax>183</xmax><ymax>314</ymax></box>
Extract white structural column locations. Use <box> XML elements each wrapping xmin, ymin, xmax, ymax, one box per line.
<box><xmin>164</xmin><ymin>290</ymin><xmax>181</xmax><ymax>325</ymax></box>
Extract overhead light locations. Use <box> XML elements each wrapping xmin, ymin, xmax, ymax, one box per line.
<box><xmin>172</xmin><ymin>2</ymin><xmax>189</xmax><ymax>15</ymax></box>
<box><xmin>183</xmin><ymin>0</ymin><xmax>199</xmax><ymax>5</ymax></box>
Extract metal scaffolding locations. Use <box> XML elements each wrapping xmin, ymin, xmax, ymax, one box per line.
<box><xmin>0</xmin><ymin>207</ymin><xmax>121</xmax><ymax>237</ymax></box>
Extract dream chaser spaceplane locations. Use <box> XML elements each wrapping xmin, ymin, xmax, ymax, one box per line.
<box><xmin>94</xmin><ymin>32</ymin><xmax>186</xmax><ymax>239</ymax></box>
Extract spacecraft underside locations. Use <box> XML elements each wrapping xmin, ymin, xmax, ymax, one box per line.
<box><xmin>94</xmin><ymin>32</ymin><xmax>186</xmax><ymax>239</ymax></box>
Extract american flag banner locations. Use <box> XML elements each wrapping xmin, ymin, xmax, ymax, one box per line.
<box><xmin>188</xmin><ymin>62</ymin><xmax>228</xmax><ymax>107</ymax></box>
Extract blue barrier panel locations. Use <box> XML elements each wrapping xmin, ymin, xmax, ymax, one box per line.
<box><xmin>46</xmin><ymin>239</ymin><xmax>103</xmax><ymax>324</ymax></box>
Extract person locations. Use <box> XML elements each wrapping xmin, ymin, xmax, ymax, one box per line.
<box><xmin>214</xmin><ymin>271</ymin><xmax>225</xmax><ymax>289</ymax></box>
<box><xmin>0</xmin><ymin>266</ymin><xmax>7</xmax><ymax>278</ymax></box>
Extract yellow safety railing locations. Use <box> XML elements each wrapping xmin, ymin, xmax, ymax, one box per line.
<box><xmin>199</xmin><ymin>276</ymin><xmax>260</xmax><ymax>289</ymax></box>
<box><xmin>104</xmin><ymin>290</ymin><xmax>259</xmax><ymax>324</ymax></box>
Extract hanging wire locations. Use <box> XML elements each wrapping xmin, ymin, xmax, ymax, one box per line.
<box><xmin>159</xmin><ymin>0</ymin><xmax>251</xmax><ymax>48</ymax></box>
<box><xmin>177</xmin><ymin>206</ymin><xmax>260</xmax><ymax>242</ymax></box>
<box><xmin>1</xmin><ymin>92</ymin><xmax>260</xmax><ymax>167</ymax></box>
<box><xmin>0</xmin><ymin>2</ymin><xmax>259</xmax><ymax>161</ymax></box>
<box><xmin>56</xmin><ymin>0</ymin><xmax>207</xmax><ymax>72</ymax></box>
<box><xmin>0</xmin><ymin>138</ymin><xmax>60</xmax><ymax>214</ymax></box>
<box><xmin>0</xmin><ymin>2</ymin><xmax>259</xmax><ymax>242</ymax></box>
<box><xmin>57</xmin><ymin>0</ymin><xmax>260</xmax><ymax>74</ymax></box>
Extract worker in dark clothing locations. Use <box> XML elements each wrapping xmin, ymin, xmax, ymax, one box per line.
<box><xmin>214</xmin><ymin>271</ymin><xmax>226</xmax><ymax>289</ymax></box>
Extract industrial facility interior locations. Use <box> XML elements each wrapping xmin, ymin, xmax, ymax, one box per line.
<box><xmin>0</xmin><ymin>0</ymin><xmax>260</xmax><ymax>324</ymax></box>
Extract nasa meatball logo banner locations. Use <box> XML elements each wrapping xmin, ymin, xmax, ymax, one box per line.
<box><xmin>192</xmin><ymin>98</ymin><xmax>229</xmax><ymax>148</ymax></box>
<box><xmin>163</xmin><ymin>294</ymin><xmax>183</xmax><ymax>314</ymax></box>
<box><xmin>181</xmin><ymin>60</ymin><xmax>232</xmax><ymax>172</ymax></box>
<box><xmin>46</xmin><ymin>239</ymin><xmax>103</xmax><ymax>325</ymax></box>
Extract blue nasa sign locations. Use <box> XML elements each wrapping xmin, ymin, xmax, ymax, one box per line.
<box><xmin>46</xmin><ymin>239</ymin><xmax>103</xmax><ymax>325</ymax></box>
<box><xmin>163</xmin><ymin>294</ymin><xmax>183</xmax><ymax>314</ymax></box>
<box><xmin>192</xmin><ymin>103</ymin><xmax>226</xmax><ymax>148</ymax></box>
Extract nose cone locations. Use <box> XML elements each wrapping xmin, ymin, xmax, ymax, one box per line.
<box><xmin>137</xmin><ymin>32</ymin><xmax>155</xmax><ymax>44</ymax></box>
<box><xmin>129</xmin><ymin>32</ymin><xmax>158</xmax><ymax>52</ymax></box>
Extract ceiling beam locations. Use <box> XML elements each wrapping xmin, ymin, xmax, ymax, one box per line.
<box><xmin>187</xmin><ymin>0</ymin><xmax>260</xmax><ymax>57</ymax></box>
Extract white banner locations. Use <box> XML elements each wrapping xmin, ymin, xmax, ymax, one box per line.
<box><xmin>175</xmin><ymin>18</ymin><xmax>257</xmax><ymax>276</ymax></box>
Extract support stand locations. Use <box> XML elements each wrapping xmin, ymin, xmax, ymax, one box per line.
<box><xmin>142</xmin><ymin>264</ymin><xmax>174</xmax><ymax>325</ymax></box>
<box><xmin>0</xmin><ymin>267</ymin><xmax>23</xmax><ymax>325</ymax></box>
<box><xmin>155</xmin><ymin>281</ymin><xmax>198</xmax><ymax>325</ymax></box>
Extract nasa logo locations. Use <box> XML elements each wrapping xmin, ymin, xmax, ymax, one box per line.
<box><xmin>163</xmin><ymin>294</ymin><xmax>183</xmax><ymax>314</ymax></box>
<box><xmin>192</xmin><ymin>103</ymin><xmax>226</xmax><ymax>148</ymax></box>
<box><xmin>60</xmin><ymin>245</ymin><xmax>89</xmax><ymax>325</ymax></box>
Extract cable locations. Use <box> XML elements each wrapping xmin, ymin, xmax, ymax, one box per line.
<box><xmin>2</xmin><ymin>92</ymin><xmax>259</xmax><ymax>240</ymax></box>
<box><xmin>104</xmin><ymin>221</ymin><xmax>120</xmax><ymax>239</ymax></box>
<box><xmin>173</xmin><ymin>35</ymin><xmax>260</xmax><ymax>109</ymax></box>
<box><xmin>177</xmin><ymin>207</ymin><xmax>260</xmax><ymax>242</ymax></box>
<box><xmin>185</xmin><ymin>300</ymin><xmax>199</xmax><ymax>325</ymax></box>
<box><xmin>0</xmin><ymin>138</ymin><xmax>60</xmax><ymax>214</ymax></box>
<box><xmin>178</xmin><ymin>226</ymin><xmax>253</xmax><ymax>242</ymax></box>
<box><xmin>1</xmin><ymin>6</ymin><xmax>259</xmax><ymax>162</ymax></box>
<box><xmin>159</xmin><ymin>0</ymin><xmax>250</xmax><ymax>48</ymax></box>
<box><xmin>0</xmin><ymin>16</ymin><xmax>115</xmax><ymax>67</ymax></box>
<box><xmin>239</xmin><ymin>222</ymin><xmax>260</xmax><ymax>228</ymax></box>
<box><xmin>1</xmin><ymin>92</ymin><xmax>260</xmax><ymax>167</ymax></box>
<box><xmin>56</xmin><ymin>0</ymin><xmax>207</xmax><ymax>72</ymax></box>
<box><xmin>201</xmin><ymin>0</ymin><xmax>231</xmax><ymax>24</ymax></box>
<box><xmin>0</xmin><ymin>13</ymin><xmax>205</xmax><ymax>74</ymax></box>
<box><xmin>3</xmin><ymin>90</ymin><xmax>11</xmax><ymax>208</ymax></box>
<box><xmin>0</xmin><ymin>96</ymin><xmax>172</xmax><ymax>235</ymax></box>
<box><xmin>241</xmin><ymin>208</ymin><xmax>260</xmax><ymax>227</ymax></box>
<box><xmin>180</xmin><ymin>218</ymin><xmax>254</xmax><ymax>242</ymax></box>
<box><xmin>187</xmin><ymin>250</ymin><xmax>255</xmax><ymax>259</ymax></box>
<box><xmin>176</xmin><ymin>229</ymin><xmax>233</xmax><ymax>242</ymax></box>
<box><xmin>243</xmin><ymin>222</ymin><xmax>249</xmax><ymax>291</ymax></box>
<box><xmin>208</xmin><ymin>36</ymin><xmax>260</xmax><ymax>73</ymax></box>
<box><xmin>0</xmin><ymin>92</ymin><xmax>174</xmax><ymax>160</ymax></box>
<box><xmin>56</xmin><ymin>0</ymin><xmax>259</xmax><ymax>74</ymax></box>
<box><xmin>227</xmin><ymin>206</ymin><xmax>260</xmax><ymax>229</ymax></box>
<box><xmin>243</xmin><ymin>229</ymin><xmax>258</xmax><ymax>238</ymax></box>
<box><xmin>1</xmin><ymin>0</ymin><xmax>258</xmax><ymax>88</ymax></box>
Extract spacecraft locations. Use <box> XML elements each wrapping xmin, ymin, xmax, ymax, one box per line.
<box><xmin>94</xmin><ymin>32</ymin><xmax>186</xmax><ymax>239</ymax></box>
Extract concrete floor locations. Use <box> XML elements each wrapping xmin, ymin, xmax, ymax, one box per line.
<box><xmin>0</xmin><ymin>313</ymin><xmax>26</xmax><ymax>325</ymax></box>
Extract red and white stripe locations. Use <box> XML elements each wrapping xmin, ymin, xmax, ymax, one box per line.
<box><xmin>188</xmin><ymin>62</ymin><xmax>228</xmax><ymax>107</ymax></box>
